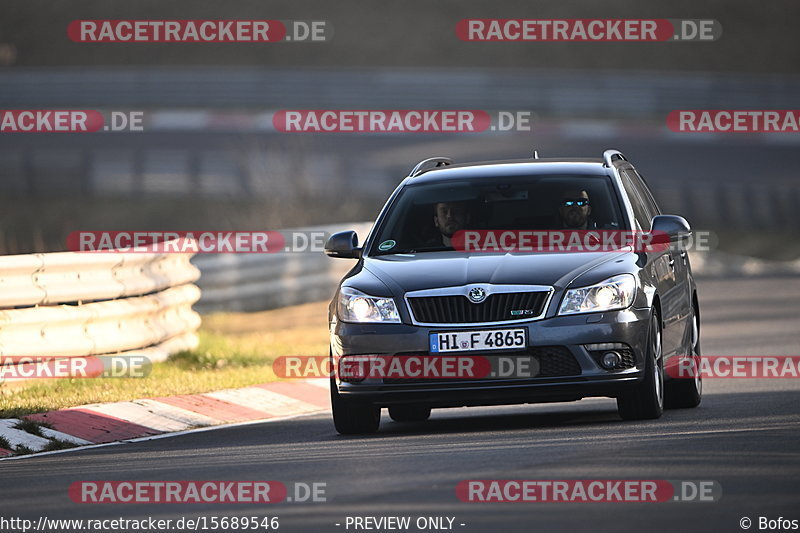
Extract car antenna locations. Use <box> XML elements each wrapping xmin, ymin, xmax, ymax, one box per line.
<box><xmin>532</xmin><ymin>150</ymin><xmax>539</xmax><ymax>159</ymax></box>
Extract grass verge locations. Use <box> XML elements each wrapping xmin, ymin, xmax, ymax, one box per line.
<box><xmin>0</xmin><ymin>301</ymin><xmax>330</xmax><ymax>419</ymax></box>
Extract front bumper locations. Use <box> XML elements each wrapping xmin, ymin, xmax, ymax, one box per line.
<box><xmin>330</xmin><ymin>306</ymin><xmax>652</xmax><ymax>408</ymax></box>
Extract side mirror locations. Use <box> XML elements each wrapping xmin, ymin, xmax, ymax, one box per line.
<box><xmin>324</xmin><ymin>231</ymin><xmax>361</xmax><ymax>259</ymax></box>
<box><xmin>651</xmin><ymin>215</ymin><xmax>691</xmax><ymax>243</ymax></box>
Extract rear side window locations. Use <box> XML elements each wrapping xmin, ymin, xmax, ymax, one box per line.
<box><xmin>620</xmin><ymin>170</ymin><xmax>653</xmax><ymax>230</ymax></box>
<box><xmin>630</xmin><ymin>170</ymin><xmax>661</xmax><ymax>218</ymax></box>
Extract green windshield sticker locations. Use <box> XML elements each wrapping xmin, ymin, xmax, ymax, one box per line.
<box><xmin>378</xmin><ymin>240</ymin><xmax>396</xmax><ymax>251</ymax></box>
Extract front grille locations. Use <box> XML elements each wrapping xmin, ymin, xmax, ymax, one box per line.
<box><xmin>408</xmin><ymin>291</ymin><xmax>549</xmax><ymax>324</ymax></box>
<box><xmin>382</xmin><ymin>346</ymin><xmax>581</xmax><ymax>384</ymax></box>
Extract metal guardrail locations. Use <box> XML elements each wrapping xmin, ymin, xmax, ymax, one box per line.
<box><xmin>192</xmin><ymin>223</ymin><xmax>372</xmax><ymax>313</ymax></box>
<box><xmin>0</xmin><ymin>244</ymin><xmax>201</xmax><ymax>384</ymax></box>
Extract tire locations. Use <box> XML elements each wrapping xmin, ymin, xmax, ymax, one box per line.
<box><xmin>389</xmin><ymin>405</ymin><xmax>431</xmax><ymax>422</ymax></box>
<box><xmin>617</xmin><ymin>311</ymin><xmax>664</xmax><ymax>420</ymax></box>
<box><xmin>330</xmin><ymin>375</ymin><xmax>381</xmax><ymax>435</ymax></box>
<box><xmin>665</xmin><ymin>305</ymin><xmax>703</xmax><ymax>409</ymax></box>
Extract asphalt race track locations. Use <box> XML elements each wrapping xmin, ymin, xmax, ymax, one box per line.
<box><xmin>1</xmin><ymin>274</ymin><xmax>798</xmax><ymax>533</ymax></box>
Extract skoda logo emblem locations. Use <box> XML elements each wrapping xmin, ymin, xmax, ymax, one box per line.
<box><xmin>468</xmin><ymin>287</ymin><xmax>487</xmax><ymax>303</ymax></box>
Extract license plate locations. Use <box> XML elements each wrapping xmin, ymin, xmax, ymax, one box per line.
<box><xmin>429</xmin><ymin>328</ymin><xmax>527</xmax><ymax>353</ymax></box>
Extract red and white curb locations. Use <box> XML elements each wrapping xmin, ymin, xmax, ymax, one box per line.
<box><xmin>0</xmin><ymin>379</ymin><xmax>329</xmax><ymax>458</ymax></box>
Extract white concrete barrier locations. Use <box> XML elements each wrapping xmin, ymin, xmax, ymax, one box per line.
<box><xmin>0</xmin><ymin>242</ymin><xmax>201</xmax><ymax>385</ymax></box>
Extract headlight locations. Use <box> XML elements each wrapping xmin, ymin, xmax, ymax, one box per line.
<box><xmin>338</xmin><ymin>287</ymin><xmax>401</xmax><ymax>323</ymax></box>
<box><xmin>558</xmin><ymin>274</ymin><xmax>637</xmax><ymax>315</ymax></box>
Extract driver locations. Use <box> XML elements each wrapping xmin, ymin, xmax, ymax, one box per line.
<box><xmin>432</xmin><ymin>201</ymin><xmax>472</xmax><ymax>247</ymax></box>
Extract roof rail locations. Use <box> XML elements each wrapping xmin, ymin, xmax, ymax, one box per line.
<box><xmin>603</xmin><ymin>149</ymin><xmax>628</xmax><ymax>168</ymax></box>
<box><xmin>409</xmin><ymin>157</ymin><xmax>453</xmax><ymax>177</ymax></box>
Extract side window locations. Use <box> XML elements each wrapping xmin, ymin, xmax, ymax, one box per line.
<box><xmin>620</xmin><ymin>170</ymin><xmax>652</xmax><ymax>230</ymax></box>
<box><xmin>631</xmin><ymin>170</ymin><xmax>661</xmax><ymax>216</ymax></box>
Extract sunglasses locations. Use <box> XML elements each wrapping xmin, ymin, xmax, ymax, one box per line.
<box><xmin>563</xmin><ymin>199</ymin><xmax>589</xmax><ymax>207</ymax></box>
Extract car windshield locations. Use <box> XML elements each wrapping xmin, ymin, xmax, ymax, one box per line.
<box><xmin>369</xmin><ymin>174</ymin><xmax>626</xmax><ymax>255</ymax></box>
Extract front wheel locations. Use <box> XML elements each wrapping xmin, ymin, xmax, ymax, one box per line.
<box><xmin>665</xmin><ymin>305</ymin><xmax>703</xmax><ymax>409</ymax></box>
<box><xmin>617</xmin><ymin>312</ymin><xmax>664</xmax><ymax>420</ymax></box>
<box><xmin>330</xmin><ymin>375</ymin><xmax>381</xmax><ymax>435</ymax></box>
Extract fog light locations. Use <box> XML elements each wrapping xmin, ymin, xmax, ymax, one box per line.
<box><xmin>601</xmin><ymin>351</ymin><xmax>621</xmax><ymax>369</ymax></box>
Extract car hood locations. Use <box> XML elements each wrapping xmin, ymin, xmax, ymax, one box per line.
<box><xmin>361</xmin><ymin>250</ymin><xmax>624</xmax><ymax>294</ymax></box>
